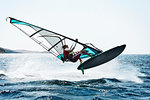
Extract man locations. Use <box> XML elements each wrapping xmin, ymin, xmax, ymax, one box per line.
<box><xmin>62</xmin><ymin>45</ymin><xmax>92</xmax><ymax>64</ymax></box>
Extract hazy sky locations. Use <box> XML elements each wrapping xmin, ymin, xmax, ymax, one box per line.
<box><xmin>0</xmin><ymin>0</ymin><xmax>150</xmax><ymax>54</ymax></box>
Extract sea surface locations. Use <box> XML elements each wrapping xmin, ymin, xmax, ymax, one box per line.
<box><xmin>0</xmin><ymin>54</ymin><xmax>150</xmax><ymax>100</ymax></box>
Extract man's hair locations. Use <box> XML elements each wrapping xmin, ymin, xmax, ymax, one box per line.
<box><xmin>62</xmin><ymin>45</ymin><xmax>68</xmax><ymax>49</ymax></box>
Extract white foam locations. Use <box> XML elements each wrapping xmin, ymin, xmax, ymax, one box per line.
<box><xmin>3</xmin><ymin>54</ymin><xmax>144</xmax><ymax>83</ymax></box>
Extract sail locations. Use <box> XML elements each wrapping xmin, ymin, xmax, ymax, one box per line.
<box><xmin>7</xmin><ymin>17</ymin><xmax>102</xmax><ymax>61</ymax></box>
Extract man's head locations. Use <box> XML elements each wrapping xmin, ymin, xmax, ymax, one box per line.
<box><xmin>62</xmin><ymin>45</ymin><xmax>69</xmax><ymax>49</ymax></box>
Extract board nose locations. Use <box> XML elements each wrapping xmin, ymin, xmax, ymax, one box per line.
<box><xmin>120</xmin><ymin>44</ymin><xmax>126</xmax><ymax>51</ymax></box>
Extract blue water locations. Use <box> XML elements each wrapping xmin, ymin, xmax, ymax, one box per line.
<box><xmin>0</xmin><ymin>54</ymin><xmax>150</xmax><ymax>100</ymax></box>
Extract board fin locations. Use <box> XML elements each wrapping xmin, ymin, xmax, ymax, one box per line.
<box><xmin>81</xmin><ymin>67</ymin><xmax>84</xmax><ymax>75</ymax></box>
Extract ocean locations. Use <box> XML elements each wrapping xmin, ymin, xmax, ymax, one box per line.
<box><xmin>0</xmin><ymin>54</ymin><xmax>150</xmax><ymax>100</ymax></box>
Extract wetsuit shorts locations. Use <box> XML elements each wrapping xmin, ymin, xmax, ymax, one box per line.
<box><xmin>71</xmin><ymin>52</ymin><xmax>81</xmax><ymax>62</ymax></box>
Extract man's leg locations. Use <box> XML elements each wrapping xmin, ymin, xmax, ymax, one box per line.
<box><xmin>79</xmin><ymin>58</ymin><xmax>82</xmax><ymax>64</ymax></box>
<box><xmin>81</xmin><ymin>50</ymin><xmax>93</xmax><ymax>57</ymax></box>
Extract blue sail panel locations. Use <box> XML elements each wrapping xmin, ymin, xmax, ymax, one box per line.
<box><xmin>80</xmin><ymin>47</ymin><xmax>100</xmax><ymax>59</ymax></box>
<box><xmin>10</xmin><ymin>18</ymin><xmax>40</xmax><ymax>29</ymax></box>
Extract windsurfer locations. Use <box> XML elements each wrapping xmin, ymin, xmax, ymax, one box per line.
<box><xmin>62</xmin><ymin>45</ymin><xmax>92</xmax><ymax>64</ymax></box>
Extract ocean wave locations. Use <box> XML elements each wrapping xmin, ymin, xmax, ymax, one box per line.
<box><xmin>0</xmin><ymin>90</ymin><xmax>20</xmax><ymax>96</ymax></box>
<box><xmin>0</xmin><ymin>78</ymin><xmax>124</xmax><ymax>88</ymax></box>
<box><xmin>0</xmin><ymin>54</ymin><xmax>149</xmax><ymax>100</ymax></box>
<box><xmin>35</xmin><ymin>96</ymin><xmax>68</xmax><ymax>100</ymax></box>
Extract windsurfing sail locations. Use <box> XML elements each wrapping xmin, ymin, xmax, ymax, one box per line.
<box><xmin>7</xmin><ymin>17</ymin><xmax>102</xmax><ymax>61</ymax></box>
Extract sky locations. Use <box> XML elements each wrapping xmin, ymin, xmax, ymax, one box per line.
<box><xmin>0</xmin><ymin>0</ymin><xmax>150</xmax><ymax>54</ymax></box>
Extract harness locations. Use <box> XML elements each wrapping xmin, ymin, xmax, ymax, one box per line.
<box><xmin>63</xmin><ymin>50</ymin><xmax>74</xmax><ymax>61</ymax></box>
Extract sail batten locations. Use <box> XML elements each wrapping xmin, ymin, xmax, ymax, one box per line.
<box><xmin>30</xmin><ymin>29</ymin><xmax>43</xmax><ymax>37</ymax></box>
